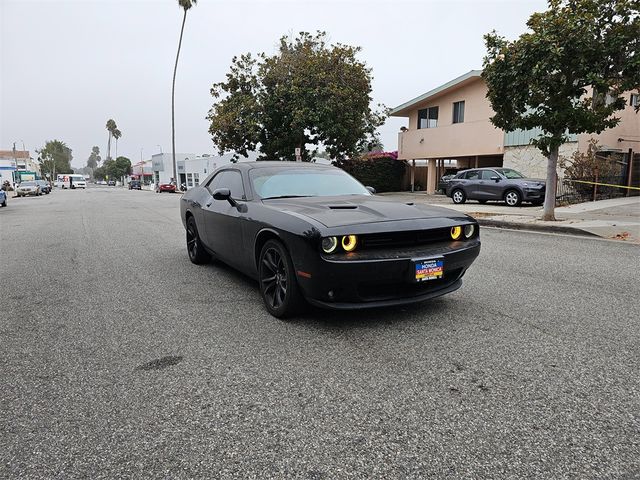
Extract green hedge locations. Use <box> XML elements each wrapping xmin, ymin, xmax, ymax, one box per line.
<box><xmin>334</xmin><ymin>157</ymin><xmax>406</xmax><ymax>193</ymax></box>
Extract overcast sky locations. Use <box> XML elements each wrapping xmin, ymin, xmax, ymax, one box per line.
<box><xmin>1</xmin><ymin>0</ymin><xmax>548</xmax><ymax>168</ymax></box>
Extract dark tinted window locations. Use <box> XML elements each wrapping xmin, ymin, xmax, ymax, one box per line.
<box><xmin>205</xmin><ymin>173</ymin><xmax>221</xmax><ymax>193</ymax></box>
<box><xmin>464</xmin><ymin>170</ymin><xmax>480</xmax><ymax>180</ymax></box>
<box><xmin>417</xmin><ymin>106</ymin><xmax>439</xmax><ymax>129</ymax></box>
<box><xmin>217</xmin><ymin>170</ymin><xmax>245</xmax><ymax>200</ymax></box>
<box><xmin>481</xmin><ymin>170</ymin><xmax>497</xmax><ymax>180</ymax></box>
<box><xmin>452</xmin><ymin>101</ymin><xmax>465</xmax><ymax>123</ymax></box>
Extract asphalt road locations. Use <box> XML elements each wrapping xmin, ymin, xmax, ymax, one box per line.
<box><xmin>1</xmin><ymin>187</ymin><xmax>639</xmax><ymax>479</ymax></box>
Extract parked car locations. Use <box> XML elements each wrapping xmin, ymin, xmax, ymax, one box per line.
<box><xmin>180</xmin><ymin>162</ymin><xmax>480</xmax><ymax>318</ymax></box>
<box><xmin>156</xmin><ymin>181</ymin><xmax>177</xmax><ymax>193</ymax></box>
<box><xmin>107</xmin><ymin>180</ymin><xmax>116</xmax><ymax>186</ymax></box>
<box><xmin>0</xmin><ymin>189</ymin><xmax>7</xmax><ymax>207</ymax></box>
<box><xmin>129</xmin><ymin>180</ymin><xmax>142</xmax><ymax>190</ymax></box>
<box><xmin>16</xmin><ymin>181</ymin><xmax>41</xmax><ymax>197</ymax></box>
<box><xmin>446</xmin><ymin>167</ymin><xmax>546</xmax><ymax>207</ymax></box>
<box><xmin>35</xmin><ymin>180</ymin><xmax>51</xmax><ymax>194</ymax></box>
<box><xmin>438</xmin><ymin>174</ymin><xmax>456</xmax><ymax>194</ymax></box>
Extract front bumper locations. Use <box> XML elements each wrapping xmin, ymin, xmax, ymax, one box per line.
<box><xmin>296</xmin><ymin>239</ymin><xmax>480</xmax><ymax>309</ymax></box>
<box><xmin>522</xmin><ymin>187</ymin><xmax>545</xmax><ymax>201</ymax></box>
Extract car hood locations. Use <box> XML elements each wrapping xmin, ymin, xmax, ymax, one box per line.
<box><xmin>263</xmin><ymin>195</ymin><xmax>467</xmax><ymax>228</ymax></box>
<box><xmin>515</xmin><ymin>178</ymin><xmax>545</xmax><ymax>184</ymax></box>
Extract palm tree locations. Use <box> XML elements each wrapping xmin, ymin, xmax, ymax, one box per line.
<box><xmin>113</xmin><ymin>128</ymin><xmax>122</xmax><ymax>162</ymax></box>
<box><xmin>106</xmin><ymin>119</ymin><xmax>117</xmax><ymax>161</ymax></box>
<box><xmin>172</xmin><ymin>0</ymin><xmax>197</xmax><ymax>183</ymax></box>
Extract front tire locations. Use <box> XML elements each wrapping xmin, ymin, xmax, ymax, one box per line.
<box><xmin>451</xmin><ymin>189</ymin><xmax>466</xmax><ymax>204</ymax></box>
<box><xmin>259</xmin><ymin>239</ymin><xmax>304</xmax><ymax>318</ymax></box>
<box><xmin>504</xmin><ymin>189</ymin><xmax>522</xmax><ymax>207</ymax></box>
<box><xmin>186</xmin><ymin>216</ymin><xmax>210</xmax><ymax>264</ymax></box>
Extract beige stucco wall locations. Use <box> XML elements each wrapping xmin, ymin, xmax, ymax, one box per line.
<box><xmin>398</xmin><ymin>79</ymin><xmax>503</xmax><ymax>160</ymax></box>
<box><xmin>503</xmin><ymin>143</ymin><xmax>578</xmax><ymax>179</ymax></box>
<box><xmin>578</xmin><ymin>93</ymin><xmax>640</xmax><ymax>154</ymax></box>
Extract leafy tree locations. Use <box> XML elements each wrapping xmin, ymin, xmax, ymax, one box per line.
<box><xmin>93</xmin><ymin>165</ymin><xmax>107</xmax><ymax>181</ymax></box>
<box><xmin>172</xmin><ymin>0</ymin><xmax>198</xmax><ymax>184</ymax></box>
<box><xmin>483</xmin><ymin>0</ymin><xmax>639</xmax><ymax>220</ymax></box>
<box><xmin>207</xmin><ymin>31</ymin><xmax>386</xmax><ymax>161</ymax></box>
<box><xmin>87</xmin><ymin>146</ymin><xmax>101</xmax><ymax>170</ymax></box>
<box><xmin>37</xmin><ymin>140</ymin><xmax>73</xmax><ymax>179</ymax></box>
<box><xmin>104</xmin><ymin>156</ymin><xmax>132</xmax><ymax>181</ymax></box>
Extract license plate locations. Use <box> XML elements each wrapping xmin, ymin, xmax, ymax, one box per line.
<box><xmin>415</xmin><ymin>259</ymin><xmax>444</xmax><ymax>282</ymax></box>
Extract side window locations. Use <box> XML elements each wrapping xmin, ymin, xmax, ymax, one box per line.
<box><xmin>465</xmin><ymin>170</ymin><xmax>480</xmax><ymax>180</ymax></box>
<box><xmin>206</xmin><ymin>173</ymin><xmax>222</xmax><ymax>194</ymax></box>
<box><xmin>217</xmin><ymin>171</ymin><xmax>246</xmax><ymax>200</ymax></box>
<box><xmin>481</xmin><ymin>170</ymin><xmax>497</xmax><ymax>180</ymax></box>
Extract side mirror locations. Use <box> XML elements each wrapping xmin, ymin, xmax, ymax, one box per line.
<box><xmin>366</xmin><ymin>186</ymin><xmax>376</xmax><ymax>194</ymax></box>
<box><xmin>490</xmin><ymin>176</ymin><xmax>500</xmax><ymax>182</ymax></box>
<box><xmin>212</xmin><ymin>187</ymin><xmax>237</xmax><ymax>206</ymax></box>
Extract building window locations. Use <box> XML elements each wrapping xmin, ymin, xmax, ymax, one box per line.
<box><xmin>193</xmin><ymin>173</ymin><xmax>199</xmax><ymax>187</ymax></box>
<box><xmin>417</xmin><ymin>106</ymin><xmax>438</xmax><ymax>129</ymax></box>
<box><xmin>186</xmin><ymin>173</ymin><xmax>193</xmax><ymax>187</ymax></box>
<box><xmin>631</xmin><ymin>94</ymin><xmax>639</xmax><ymax>108</ymax></box>
<box><xmin>452</xmin><ymin>101</ymin><xmax>465</xmax><ymax>124</ymax></box>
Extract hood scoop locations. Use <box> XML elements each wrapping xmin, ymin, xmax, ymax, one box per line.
<box><xmin>328</xmin><ymin>204</ymin><xmax>358</xmax><ymax>210</ymax></box>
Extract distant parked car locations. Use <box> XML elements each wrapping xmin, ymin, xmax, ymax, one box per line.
<box><xmin>446</xmin><ymin>167</ymin><xmax>546</xmax><ymax>207</ymax></box>
<box><xmin>156</xmin><ymin>181</ymin><xmax>177</xmax><ymax>193</ymax></box>
<box><xmin>438</xmin><ymin>174</ymin><xmax>456</xmax><ymax>194</ymax></box>
<box><xmin>107</xmin><ymin>180</ymin><xmax>116</xmax><ymax>186</ymax></box>
<box><xmin>0</xmin><ymin>189</ymin><xmax>7</xmax><ymax>207</ymax></box>
<box><xmin>16</xmin><ymin>181</ymin><xmax>41</xmax><ymax>197</ymax></box>
<box><xmin>129</xmin><ymin>180</ymin><xmax>141</xmax><ymax>190</ymax></box>
<box><xmin>35</xmin><ymin>180</ymin><xmax>51</xmax><ymax>194</ymax></box>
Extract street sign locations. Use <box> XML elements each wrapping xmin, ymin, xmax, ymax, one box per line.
<box><xmin>295</xmin><ymin>148</ymin><xmax>301</xmax><ymax>162</ymax></box>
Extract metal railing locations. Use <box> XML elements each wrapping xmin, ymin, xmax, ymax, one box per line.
<box><xmin>556</xmin><ymin>175</ymin><xmax>632</xmax><ymax>205</ymax></box>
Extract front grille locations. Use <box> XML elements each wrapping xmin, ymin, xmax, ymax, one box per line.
<box><xmin>359</xmin><ymin>228</ymin><xmax>454</xmax><ymax>250</ymax></box>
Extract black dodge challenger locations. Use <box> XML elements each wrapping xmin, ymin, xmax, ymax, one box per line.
<box><xmin>180</xmin><ymin>162</ymin><xmax>480</xmax><ymax>318</ymax></box>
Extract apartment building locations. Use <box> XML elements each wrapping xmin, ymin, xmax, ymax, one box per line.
<box><xmin>390</xmin><ymin>70</ymin><xmax>640</xmax><ymax>193</ymax></box>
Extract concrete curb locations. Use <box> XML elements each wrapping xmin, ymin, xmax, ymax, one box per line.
<box><xmin>476</xmin><ymin>218</ymin><xmax>599</xmax><ymax>238</ymax></box>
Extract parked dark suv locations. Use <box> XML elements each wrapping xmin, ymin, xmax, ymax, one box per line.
<box><xmin>446</xmin><ymin>168</ymin><xmax>545</xmax><ymax>207</ymax></box>
<box><xmin>129</xmin><ymin>180</ymin><xmax>141</xmax><ymax>190</ymax></box>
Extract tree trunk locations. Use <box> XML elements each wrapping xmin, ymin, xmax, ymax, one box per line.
<box><xmin>172</xmin><ymin>10</ymin><xmax>188</xmax><ymax>183</ymax></box>
<box><xmin>107</xmin><ymin>133</ymin><xmax>112</xmax><ymax>161</ymax></box>
<box><xmin>542</xmin><ymin>146</ymin><xmax>559</xmax><ymax>221</ymax></box>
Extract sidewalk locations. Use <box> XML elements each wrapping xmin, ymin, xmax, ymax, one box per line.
<box><xmin>381</xmin><ymin>192</ymin><xmax>640</xmax><ymax>243</ymax></box>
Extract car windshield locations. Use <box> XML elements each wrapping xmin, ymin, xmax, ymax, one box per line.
<box><xmin>250</xmin><ymin>167</ymin><xmax>370</xmax><ymax>199</ymax></box>
<box><xmin>496</xmin><ymin>168</ymin><xmax>525</xmax><ymax>179</ymax></box>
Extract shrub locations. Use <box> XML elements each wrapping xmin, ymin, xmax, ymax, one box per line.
<box><xmin>334</xmin><ymin>152</ymin><xmax>406</xmax><ymax>192</ymax></box>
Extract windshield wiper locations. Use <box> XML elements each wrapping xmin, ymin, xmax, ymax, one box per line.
<box><xmin>261</xmin><ymin>195</ymin><xmax>311</xmax><ymax>200</ymax></box>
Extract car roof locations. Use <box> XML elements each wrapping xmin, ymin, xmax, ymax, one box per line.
<box><xmin>220</xmin><ymin>161</ymin><xmax>336</xmax><ymax>172</ymax></box>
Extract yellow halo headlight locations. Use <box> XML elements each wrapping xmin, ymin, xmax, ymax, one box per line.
<box><xmin>341</xmin><ymin>235</ymin><xmax>358</xmax><ymax>252</ymax></box>
<box><xmin>450</xmin><ymin>226</ymin><xmax>462</xmax><ymax>240</ymax></box>
<box><xmin>322</xmin><ymin>236</ymin><xmax>338</xmax><ymax>253</ymax></box>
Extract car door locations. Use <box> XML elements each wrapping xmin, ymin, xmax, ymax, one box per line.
<box><xmin>464</xmin><ymin>170</ymin><xmax>481</xmax><ymax>199</ymax></box>
<box><xmin>202</xmin><ymin>170</ymin><xmax>247</xmax><ymax>265</ymax></box>
<box><xmin>478</xmin><ymin>170</ymin><xmax>502</xmax><ymax>200</ymax></box>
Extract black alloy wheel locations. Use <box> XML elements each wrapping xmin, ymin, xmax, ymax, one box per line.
<box><xmin>504</xmin><ymin>189</ymin><xmax>522</xmax><ymax>207</ymax></box>
<box><xmin>451</xmin><ymin>189</ymin><xmax>466</xmax><ymax>204</ymax></box>
<box><xmin>259</xmin><ymin>239</ymin><xmax>303</xmax><ymax>318</ymax></box>
<box><xmin>186</xmin><ymin>216</ymin><xmax>210</xmax><ymax>264</ymax></box>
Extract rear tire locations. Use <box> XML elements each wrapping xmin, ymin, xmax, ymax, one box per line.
<box><xmin>258</xmin><ymin>239</ymin><xmax>304</xmax><ymax>318</ymax></box>
<box><xmin>186</xmin><ymin>216</ymin><xmax>210</xmax><ymax>265</ymax></box>
<box><xmin>504</xmin><ymin>189</ymin><xmax>522</xmax><ymax>207</ymax></box>
<box><xmin>451</xmin><ymin>189</ymin><xmax>466</xmax><ymax>204</ymax></box>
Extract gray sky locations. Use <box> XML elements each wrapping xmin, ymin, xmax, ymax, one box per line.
<box><xmin>1</xmin><ymin>0</ymin><xmax>547</xmax><ymax>168</ymax></box>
